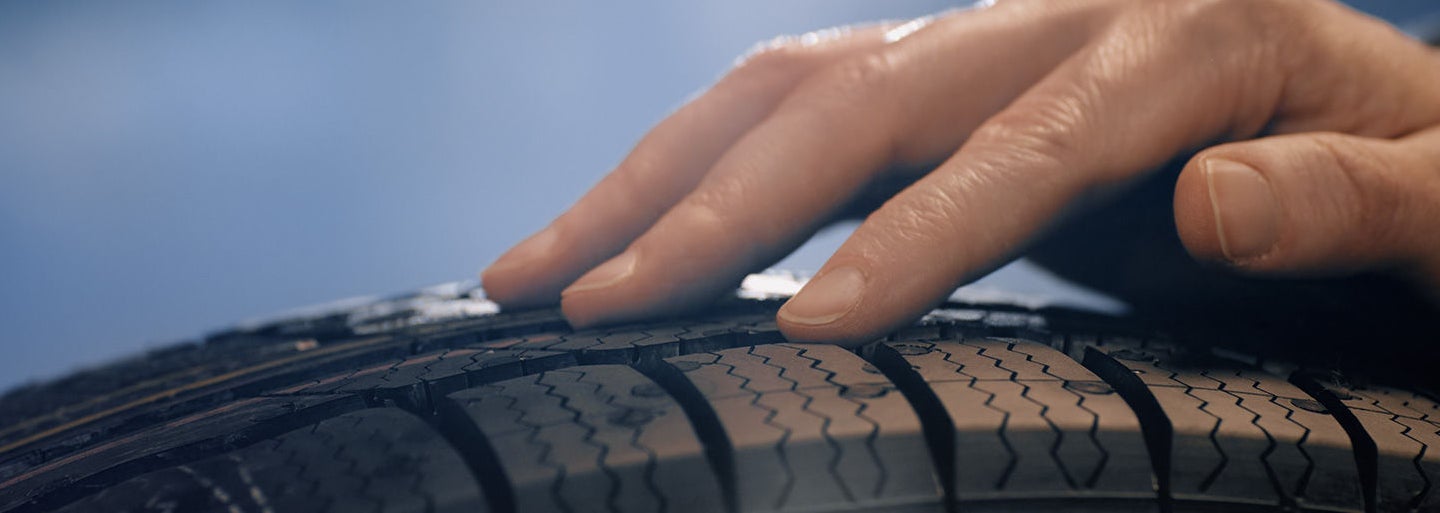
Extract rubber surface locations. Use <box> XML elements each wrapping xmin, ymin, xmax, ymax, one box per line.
<box><xmin>0</xmin><ymin>273</ymin><xmax>1436</xmax><ymax>513</ymax></box>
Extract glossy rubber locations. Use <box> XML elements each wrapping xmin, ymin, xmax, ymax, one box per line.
<box><xmin>0</xmin><ymin>273</ymin><xmax>1436</xmax><ymax>513</ymax></box>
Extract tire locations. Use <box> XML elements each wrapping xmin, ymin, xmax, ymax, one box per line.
<box><xmin>0</xmin><ymin>272</ymin><xmax>1436</xmax><ymax>513</ymax></box>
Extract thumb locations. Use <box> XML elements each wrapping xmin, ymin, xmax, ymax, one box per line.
<box><xmin>1174</xmin><ymin>129</ymin><xmax>1440</xmax><ymax>285</ymax></box>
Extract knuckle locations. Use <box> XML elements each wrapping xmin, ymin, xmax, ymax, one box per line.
<box><xmin>812</xmin><ymin>52</ymin><xmax>896</xmax><ymax>104</ymax></box>
<box><xmin>683</xmin><ymin>185</ymin><xmax>786</xmax><ymax>247</ymax></box>
<box><xmin>1167</xmin><ymin>0</ymin><xmax>1311</xmax><ymax>46</ymax></box>
<box><xmin>1305</xmin><ymin>133</ymin><xmax>1408</xmax><ymax>243</ymax></box>
<box><xmin>608</xmin><ymin>171</ymin><xmax>669</xmax><ymax>220</ymax></box>
<box><xmin>863</xmin><ymin>191</ymin><xmax>961</xmax><ymax>253</ymax></box>
<box><xmin>1101</xmin><ymin>0</ymin><xmax>1304</xmax><ymax>133</ymax></box>
<box><xmin>970</xmin><ymin>98</ymin><xmax>1089</xmax><ymax>173</ymax></box>
<box><xmin>1109</xmin><ymin>0</ymin><xmax>1308</xmax><ymax>54</ymax></box>
<box><xmin>907</xmin><ymin>188</ymin><xmax>969</xmax><ymax>239</ymax></box>
<box><xmin>671</xmin><ymin>200</ymin><xmax>731</xmax><ymax>239</ymax></box>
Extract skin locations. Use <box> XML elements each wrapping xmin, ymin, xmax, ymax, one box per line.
<box><xmin>482</xmin><ymin>0</ymin><xmax>1440</xmax><ymax>347</ymax></box>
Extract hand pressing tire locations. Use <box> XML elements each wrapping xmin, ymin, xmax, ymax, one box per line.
<box><xmin>482</xmin><ymin>0</ymin><xmax>1440</xmax><ymax>346</ymax></box>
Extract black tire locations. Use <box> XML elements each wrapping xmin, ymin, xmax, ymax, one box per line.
<box><xmin>0</xmin><ymin>273</ymin><xmax>1436</xmax><ymax>513</ymax></box>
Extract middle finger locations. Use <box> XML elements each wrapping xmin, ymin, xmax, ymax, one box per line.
<box><xmin>559</xmin><ymin>0</ymin><xmax>1122</xmax><ymax>326</ymax></box>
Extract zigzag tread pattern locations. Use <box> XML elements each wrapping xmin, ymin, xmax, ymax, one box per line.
<box><xmin>885</xmin><ymin>337</ymin><xmax>1152</xmax><ymax>501</ymax></box>
<box><xmin>448</xmin><ymin>365</ymin><xmax>725</xmax><ymax>513</ymax></box>
<box><xmin>3</xmin><ymin>313</ymin><xmax>771</xmax><ymax>513</ymax></box>
<box><xmin>1348</xmin><ymin>408</ymin><xmax>1440</xmax><ymax>512</ymax></box>
<box><xmin>10</xmin><ymin>289</ymin><xmax>1440</xmax><ymax>513</ymax></box>
<box><xmin>665</xmin><ymin>343</ymin><xmax>939</xmax><ymax>513</ymax></box>
<box><xmin>1086</xmin><ymin>337</ymin><xmax>1365</xmax><ymax>511</ymax></box>
<box><xmin>1316</xmin><ymin>380</ymin><xmax>1440</xmax><ymax>511</ymax></box>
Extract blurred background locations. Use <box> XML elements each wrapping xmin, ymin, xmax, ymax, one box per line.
<box><xmin>1</xmin><ymin>0</ymin><xmax>1435</xmax><ymax>391</ymax></box>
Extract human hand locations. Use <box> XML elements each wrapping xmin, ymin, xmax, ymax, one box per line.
<box><xmin>482</xmin><ymin>0</ymin><xmax>1440</xmax><ymax>346</ymax></box>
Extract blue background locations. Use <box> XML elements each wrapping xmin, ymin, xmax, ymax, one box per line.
<box><xmin>1</xmin><ymin>1</ymin><xmax>1434</xmax><ymax>391</ymax></box>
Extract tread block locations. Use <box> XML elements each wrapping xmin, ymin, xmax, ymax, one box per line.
<box><xmin>886</xmin><ymin>338</ymin><xmax>1152</xmax><ymax>502</ymax></box>
<box><xmin>1342</xmin><ymin>388</ymin><xmax>1440</xmax><ymax>511</ymax></box>
<box><xmin>1087</xmin><ymin>339</ymin><xmax>1365</xmax><ymax>511</ymax></box>
<box><xmin>1233</xmin><ymin>390</ymin><xmax>1366</xmax><ymax>510</ymax></box>
<box><xmin>665</xmin><ymin>343</ymin><xmax>941</xmax><ymax>513</ymax></box>
<box><xmin>1328</xmin><ymin>382</ymin><xmax>1440</xmax><ymax>424</ymax></box>
<box><xmin>448</xmin><ymin>365</ymin><xmax>725</xmax><ymax>513</ymax></box>
<box><xmin>9</xmin><ymin>285</ymin><xmax>1440</xmax><ymax>513</ymax></box>
<box><xmin>1351</xmin><ymin>409</ymin><xmax>1440</xmax><ymax>512</ymax></box>
<box><xmin>56</xmin><ymin>408</ymin><xmax>487</xmax><ymax>513</ymax></box>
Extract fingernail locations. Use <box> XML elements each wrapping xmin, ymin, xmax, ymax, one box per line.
<box><xmin>563</xmin><ymin>251</ymin><xmax>637</xmax><ymax>296</ymax></box>
<box><xmin>1204</xmin><ymin>159</ymin><xmax>1279</xmax><ymax>261</ymax></box>
<box><xmin>487</xmin><ymin>227</ymin><xmax>558</xmax><ymax>274</ymax></box>
<box><xmin>779</xmin><ymin>266</ymin><xmax>865</xmax><ymax>326</ymax></box>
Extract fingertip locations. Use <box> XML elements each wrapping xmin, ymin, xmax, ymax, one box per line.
<box><xmin>1176</xmin><ymin>155</ymin><xmax>1282</xmax><ymax>267</ymax></box>
<box><xmin>1177</xmin><ymin>134</ymin><xmax>1414</xmax><ymax>277</ymax></box>
<box><xmin>557</xmin><ymin>297</ymin><xmax>599</xmax><ymax>329</ymax></box>
<box><xmin>776</xmin><ymin>266</ymin><xmax>889</xmax><ymax>347</ymax></box>
<box><xmin>480</xmin><ymin>264</ymin><xmax>561</xmax><ymax>310</ymax></box>
<box><xmin>558</xmin><ymin>284</ymin><xmax>614</xmax><ymax>328</ymax></box>
<box><xmin>1173</xmin><ymin>156</ymin><xmax>1227</xmax><ymax>264</ymax></box>
<box><xmin>776</xmin><ymin>318</ymin><xmax>873</xmax><ymax>348</ymax></box>
<box><xmin>556</xmin><ymin>284</ymin><xmax>604</xmax><ymax>330</ymax></box>
<box><xmin>558</xmin><ymin>283</ymin><xmax>693</xmax><ymax>330</ymax></box>
<box><xmin>776</xmin><ymin>268</ymin><xmax>851</xmax><ymax>345</ymax></box>
<box><xmin>480</xmin><ymin>227</ymin><xmax>565</xmax><ymax>309</ymax></box>
<box><xmin>557</xmin><ymin>251</ymin><xmax>641</xmax><ymax>327</ymax></box>
<box><xmin>777</xmin><ymin>266</ymin><xmax>865</xmax><ymax>326</ymax></box>
<box><xmin>777</xmin><ymin>306</ymin><xmax>893</xmax><ymax>348</ymax></box>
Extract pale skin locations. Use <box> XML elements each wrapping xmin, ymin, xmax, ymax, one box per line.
<box><xmin>482</xmin><ymin>0</ymin><xmax>1440</xmax><ymax>347</ymax></box>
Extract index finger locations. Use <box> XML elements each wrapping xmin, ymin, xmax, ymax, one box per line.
<box><xmin>481</xmin><ymin>24</ymin><xmax>898</xmax><ymax>308</ymax></box>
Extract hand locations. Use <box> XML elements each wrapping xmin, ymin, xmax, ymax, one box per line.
<box><xmin>482</xmin><ymin>0</ymin><xmax>1440</xmax><ymax>346</ymax></box>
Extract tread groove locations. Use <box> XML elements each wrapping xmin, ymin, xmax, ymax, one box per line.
<box><xmin>432</xmin><ymin>394</ymin><xmax>517</xmax><ymax>513</ymax></box>
<box><xmin>635</xmin><ymin>360</ymin><xmax>738</xmax><ymax>513</ymax></box>
<box><xmin>1290</xmin><ymin>371</ymin><xmax>1379</xmax><ymax>513</ymax></box>
<box><xmin>6</xmin><ymin>280</ymin><xmax>1436</xmax><ymax>513</ymax></box>
<box><xmin>862</xmin><ymin>343</ymin><xmax>958</xmax><ymax>513</ymax></box>
<box><xmin>1080</xmin><ymin>345</ymin><xmax>1173</xmax><ymax>513</ymax></box>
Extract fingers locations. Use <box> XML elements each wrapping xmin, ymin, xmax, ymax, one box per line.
<box><xmin>1174</xmin><ymin>128</ymin><xmax>1440</xmax><ymax>284</ymax></box>
<box><xmin>775</xmin><ymin>7</ymin><xmax>1295</xmax><ymax>346</ymax></box>
<box><xmin>481</xmin><ymin>23</ymin><xmax>896</xmax><ymax>308</ymax></box>
<box><xmin>502</xmin><ymin>0</ymin><xmax>1440</xmax><ymax>343</ymax></box>
<box><xmin>556</xmin><ymin>53</ymin><xmax>908</xmax><ymax>327</ymax></box>
<box><xmin>558</xmin><ymin>3</ymin><xmax>1118</xmax><ymax>327</ymax></box>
